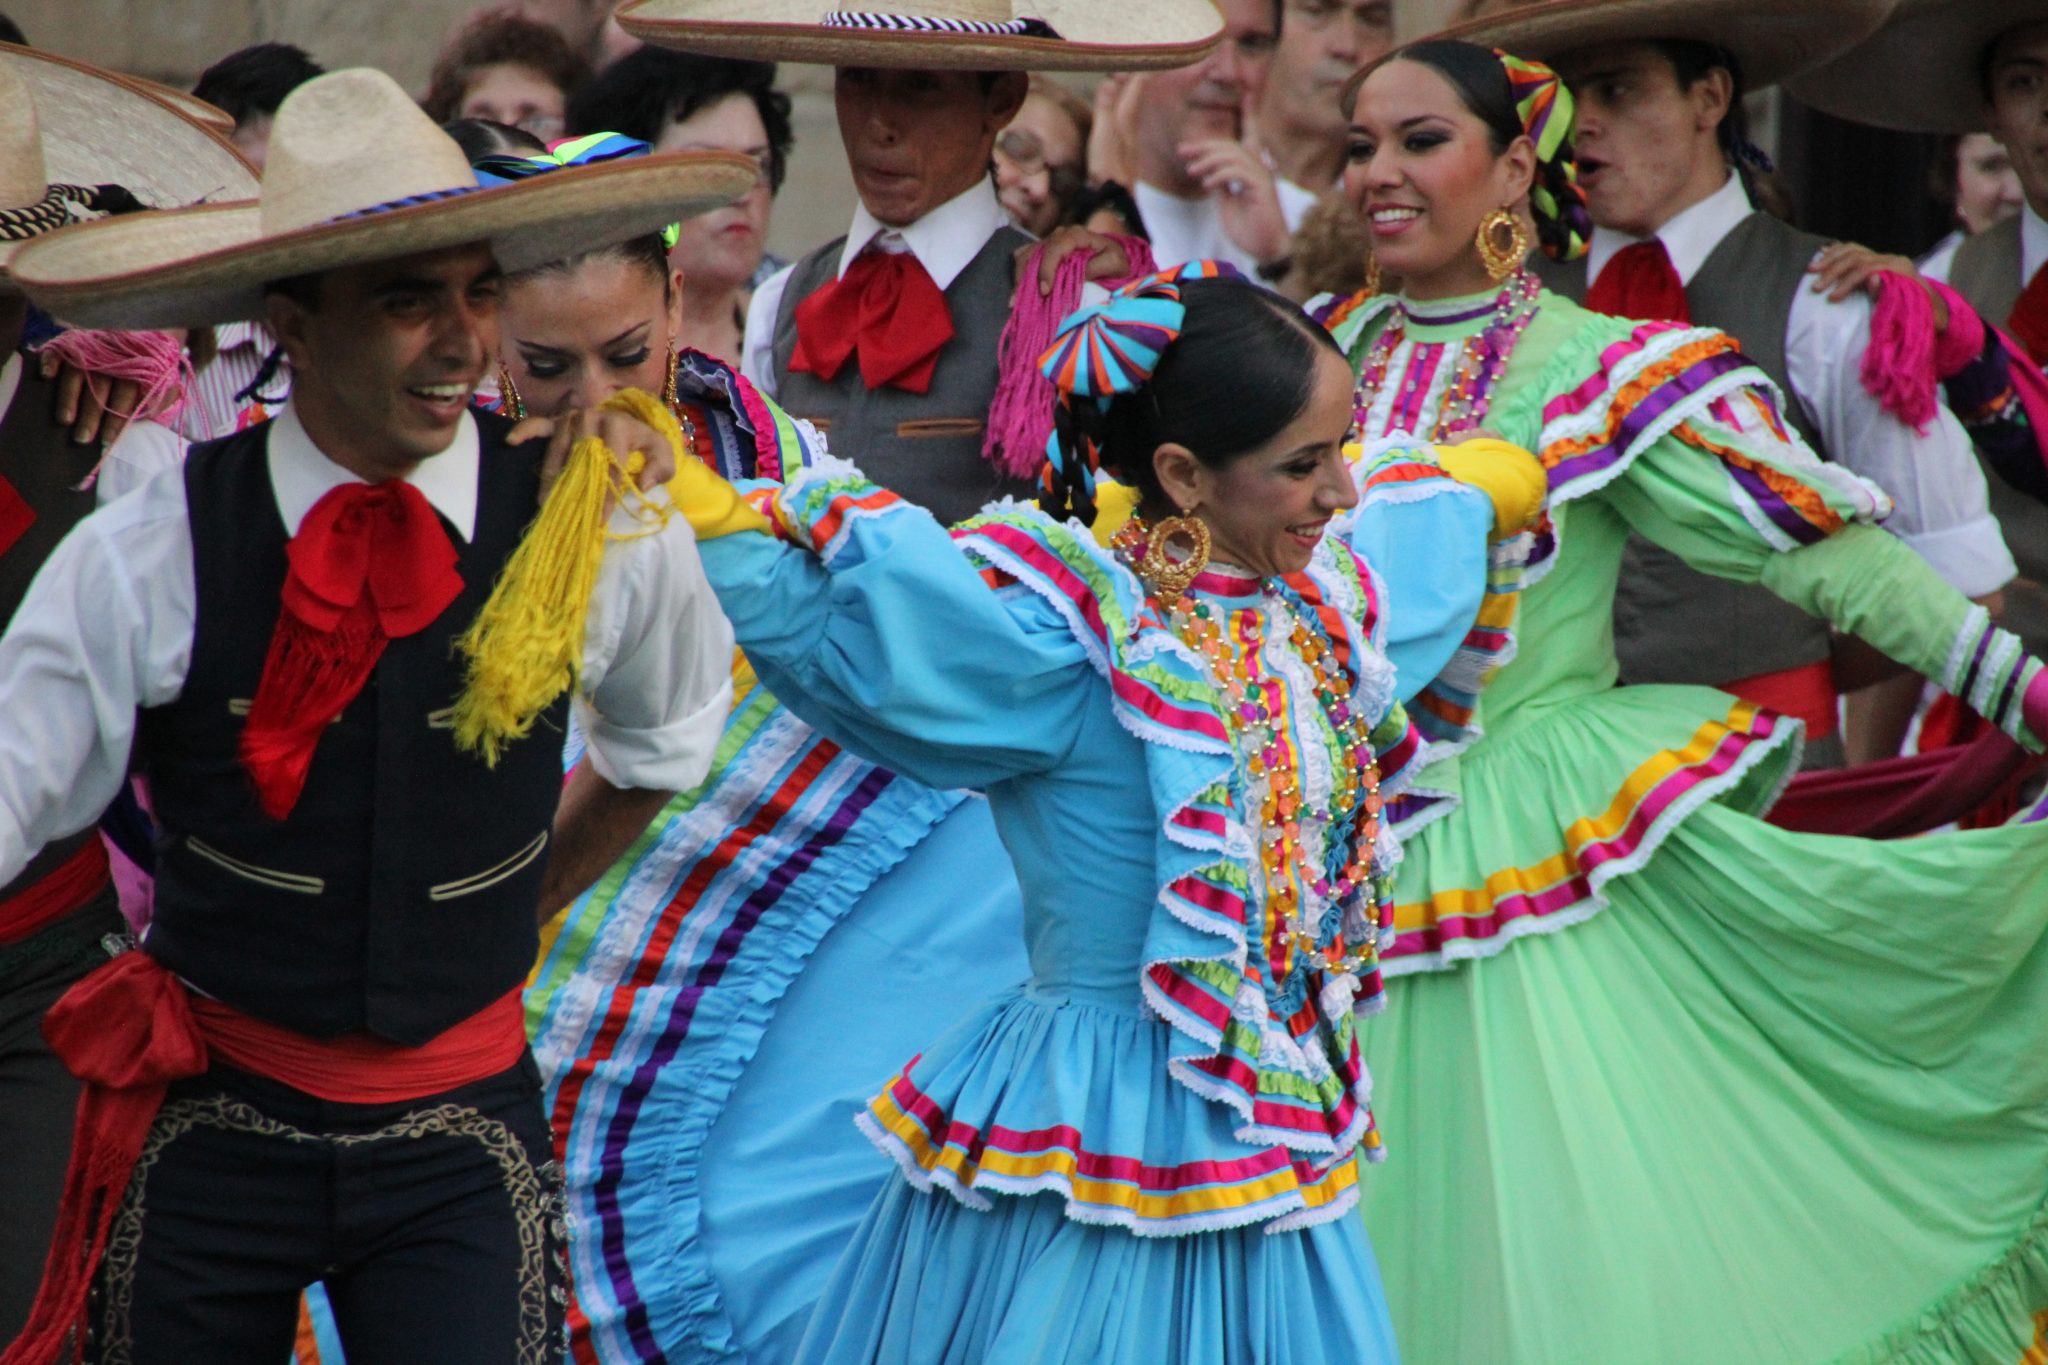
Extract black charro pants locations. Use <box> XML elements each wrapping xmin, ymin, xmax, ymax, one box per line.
<box><xmin>90</xmin><ymin>1052</ymin><xmax>567</xmax><ymax>1365</ymax></box>
<box><xmin>0</xmin><ymin>898</ymin><xmax>123</xmax><ymax>1342</ymax></box>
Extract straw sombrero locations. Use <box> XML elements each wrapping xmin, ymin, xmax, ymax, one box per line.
<box><xmin>116</xmin><ymin>71</ymin><xmax>238</xmax><ymax>133</ymax></box>
<box><xmin>12</xmin><ymin>67</ymin><xmax>759</xmax><ymax>332</ymax></box>
<box><xmin>1427</xmin><ymin>0</ymin><xmax>1895</xmax><ymax>92</ymax></box>
<box><xmin>617</xmin><ymin>0</ymin><xmax>1224</xmax><ymax>72</ymax></box>
<box><xmin>0</xmin><ymin>44</ymin><xmax>257</xmax><ymax>291</ymax></box>
<box><xmin>1787</xmin><ymin>0</ymin><xmax>2048</xmax><ymax>134</ymax></box>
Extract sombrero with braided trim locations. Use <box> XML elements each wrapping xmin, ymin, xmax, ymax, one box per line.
<box><xmin>12</xmin><ymin>66</ymin><xmax>758</xmax><ymax>331</ymax></box>
<box><xmin>617</xmin><ymin>0</ymin><xmax>1225</xmax><ymax>72</ymax></box>
<box><xmin>1787</xmin><ymin>0</ymin><xmax>2048</xmax><ymax>134</ymax></box>
<box><xmin>1423</xmin><ymin>0</ymin><xmax>1895</xmax><ymax>93</ymax></box>
<box><xmin>0</xmin><ymin>43</ymin><xmax>256</xmax><ymax>293</ymax></box>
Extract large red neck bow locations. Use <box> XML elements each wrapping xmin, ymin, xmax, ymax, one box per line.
<box><xmin>789</xmin><ymin>247</ymin><xmax>957</xmax><ymax>395</ymax></box>
<box><xmin>241</xmin><ymin>480</ymin><xmax>463</xmax><ymax>819</ymax></box>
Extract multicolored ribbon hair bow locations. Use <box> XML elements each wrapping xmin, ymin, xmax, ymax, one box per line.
<box><xmin>1036</xmin><ymin>259</ymin><xmax>1235</xmax><ymax>512</ymax></box>
<box><xmin>472</xmin><ymin>132</ymin><xmax>682</xmax><ymax>249</ymax></box>
<box><xmin>1496</xmin><ymin>51</ymin><xmax>1592</xmax><ymax>262</ymax></box>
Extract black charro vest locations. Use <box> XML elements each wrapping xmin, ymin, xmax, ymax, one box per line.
<box><xmin>135</xmin><ymin>414</ymin><xmax>568</xmax><ymax>1045</ymax></box>
<box><xmin>771</xmin><ymin>224</ymin><xmax>1038</xmax><ymax>526</ymax></box>
<box><xmin>0</xmin><ymin>364</ymin><xmax>123</xmax><ymax>909</ymax></box>
<box><xmin>1538</xmin><ymin>215</ymin><xmax>1847</xmax><ymax>765</ymax></box>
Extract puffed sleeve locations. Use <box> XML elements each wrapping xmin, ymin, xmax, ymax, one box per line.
<box><xmin>1596</xmin><ymin>379</ymin><xmax>2044</xmax><ymax>748</ymax></box>
<box><xmin>695</xmin><ymin>462</ymin><xmax>1096</xmax><ymax>790</ymax></box>
<box><xmin>1342</xmin><ymin>436</ymin><xmax>1534</xmax><ymax>752</ymax></box>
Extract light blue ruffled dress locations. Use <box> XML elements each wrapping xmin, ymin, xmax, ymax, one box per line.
<box><xmin>681</xmin><ymin>442</ymin><xmax>1498</xmax><ymax>1364</ymax></box>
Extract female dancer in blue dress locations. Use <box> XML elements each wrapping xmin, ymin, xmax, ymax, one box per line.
<box><xmin>651</xmin><ymin>265</ymin><xmax>1534</xmax><ymax>1363</ymax></box>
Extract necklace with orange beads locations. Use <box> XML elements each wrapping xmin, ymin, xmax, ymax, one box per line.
<box><xmin>1114</xmin><ymin>516</ymin><xmax>1387</xmax><ymax>980</ymax></box>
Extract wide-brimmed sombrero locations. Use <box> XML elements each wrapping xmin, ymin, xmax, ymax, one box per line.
<box><xmin>104</xmin><ymin>65</ymin><xmax>239</xmax><ymax>133</ymax></box>
<box><xmin>1426</xmin><ymin>0</ymin><xmax>1895</xmax><ymax>93</ymax></box>
<box><xmin>0</xmin><ymin>44</ymin><xmax>256</xmax><ymax>291</ymax></box>
<box><xmin>617</xmin><ymin>0</ymin><xmax>1224</xmax><ymax>72</ymax></box>
<box><xmin>13</xmin><ymin>66</ymin><xmax>759</xmax><ymax>331</ymax></box>
<box><xmin>1787</xmin><ymin>0</ymin><xmax>2048</xmax><ymax>134</ymax></box>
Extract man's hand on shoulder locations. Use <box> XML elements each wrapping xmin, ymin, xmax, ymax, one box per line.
<box><xmin>1019</xmin><ymin>227</ymin><xmax>1135</xmax><ymax>298</ymax></box>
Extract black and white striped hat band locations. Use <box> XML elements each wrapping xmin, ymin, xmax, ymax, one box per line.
<box><xmin>818</xmin><ymin>11</ymin><xmax>1061</xmax><ymax>37</ymax></box>
<box><xmin>0</xmin><ymin>184</ymin><xmax>125</xmax><ymax>243</ymax></box>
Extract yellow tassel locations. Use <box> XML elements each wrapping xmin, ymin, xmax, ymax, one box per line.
<box><xmin>1089</xmin><ymin>478</ymin><xmax>1141</xmax><ymax>548</ymax></box>
<box><xmin>452</xmin><ymin>389</ymin><xmax>684</xmax><ymax>765</ymax></box>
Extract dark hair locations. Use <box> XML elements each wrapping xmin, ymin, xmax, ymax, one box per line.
<box><xmin>0</xmin><ymin>14</ymin><xmax>26</xmax><ymax>46</ymax></box>
<box><xmin>1370</xmin><ymin>40</ymin><xmax>1583</xmax><ymax>261</ymax></box>
<box><xmin>1644</xmin><ymin>40</ymin><xmax>1764</xmax><ymax>176</ymax></box>
<box><xmin>567</xmin><ymin>47</ymin><xmax>794</xmax><ymax>192</ymax></box>
<box><xmin>1063</xmin><ymin>180</ymin><xmax>1149</xmax><ymax>238</ymax></box>
<box><xmin>442</xmin><ymin>117</ymin><xmax>546</xmax><ymax>162</ymax></box>
<box><xmin>1042</xmin><ymin>277</ymin><xmax>1344</xmax><ymax>522</ymax></box>
<box><xmin>419</xmin><ymin>13</ymin><xmax>590</xmax><ymax>124</ymax></box>
<box><xmin>191</xmin><ymin>43</ymin><xmax>324</xmax><ymax>128</ymax></box>
<box><xmin>516</xmin><ymin>232</ymin><xmax>672</xmax><ymax>293</ymax></box>
<box><xmin>1978</xmin><ymin>34</ymin><xmax>2002</xmax><ymax>104</ymax></box>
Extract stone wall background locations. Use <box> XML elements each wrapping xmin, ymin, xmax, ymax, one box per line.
<box><xmin>7</xmin><ymin>0</ymin><xmax>1460</xmax><ymax>261</ymax></box>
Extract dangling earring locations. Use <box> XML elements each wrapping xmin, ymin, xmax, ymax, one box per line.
<box><xmin>661</xmin><ymin>343</ymin><xmax>680</xmax><ymax>411</ymax></box>
<box><xmin>1475</xmin><ymin>208</ymin><xmax>1531</xmax><ymax>283</ymax></box>
<box><xmin>496</xmin><ymin>363</ymin><xmax>525</xmax><ymax>421</ymax></box>
<box><xmin>1141</xmin><ymin>510</ymin><xmax>1212</xmax><ymax>601</ymax></box>
<box><xmin>1362</xmin><ymin>251</ymin><xmax>1382</xmax><ymax>298</ymax></box>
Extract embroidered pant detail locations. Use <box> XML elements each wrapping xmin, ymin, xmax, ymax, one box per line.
<box><xmin>91</xmin><ymin>1056</ymin><xmax>566</xmax><ymax>1365</ymax></box>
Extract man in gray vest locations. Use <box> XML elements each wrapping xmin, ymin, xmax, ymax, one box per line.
<box><xmin>1440</xmin><ymin>0</ymin><xmax>2017</xmax><ymax>768</ymax></box>
<box><xmin>1792</xmin><ymin>0</ymin><xmax>2048</xmax><ymax>676</ymax></box>
<box><xmin>620</xmin><ymin>0</ymin><xmax>1227</xmax><ymax>527</ymax></box>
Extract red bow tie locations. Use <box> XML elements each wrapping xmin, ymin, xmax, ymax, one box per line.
<box><xmin>1585</xmin><ymin>239</ymin><xmax>1691</xmax><ymax>324</ymax></box>
<box><xmin>241</xmin><ymin>479</ymin><xmax>463</xmax><ymax>819</ymax></box>
<box><xmin>789</xmin><ymin>247</ymin><xmax>958</xmax><ymax>394</ymax></box>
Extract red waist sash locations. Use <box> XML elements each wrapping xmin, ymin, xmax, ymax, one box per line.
<box><xmin>0</xmin><ymin>838</ymin><xmax>110</xmax><ymax>946</ymax></box>
<box><xmin>1726</xmin><ymin>658</ymin><xmax>1838</xmax><ymax>741</ymax></box>
<box><xmin>2</xmin><ymin>953</ymin><xmax>524</xmax><ymax>1364</ymax></box>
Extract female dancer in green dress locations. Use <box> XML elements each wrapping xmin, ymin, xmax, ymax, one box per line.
<box><xmin>1323</xmin><ymin>39</ymin><xmax>2048</xmax><ymax>1365</ymax></box>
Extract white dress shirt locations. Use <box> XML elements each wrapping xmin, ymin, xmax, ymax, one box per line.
<box><xmin>1588</xmin><ymin>172</ymin><xmax>2016</xmax><ymax>597</ymax></box>
<box><xmin>743</xmin><ymin>178</ymin><xmax>1012</xmax><ymax>398</ymax></box>
<box><xmin>1132</xmin><ymin>177</ymin><xmax>1317</xmax><ymax>278</ymax></box>
<box><xmin>0</xmin><ymin>402</ymin><xmax>735</xmax><ymax>885</ymax></box>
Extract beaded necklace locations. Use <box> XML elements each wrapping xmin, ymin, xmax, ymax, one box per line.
<box><xmin>1112</xmin><ymin>518</ymin><xmax>1386</xmax><ymax>983</ymax></box>
<box><xmin>1351</xmin><ymin>268</ymin><xmax>1541</xmax><ymax>442</ymax></box>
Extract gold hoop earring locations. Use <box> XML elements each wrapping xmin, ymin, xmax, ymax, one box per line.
<box><xmin>1141</xmin><ymin>512</ymin><xmax>1212</xmax><ymax>601</ymax></box>
<box><xmin>496</xmin><ymin>363</ymin><xmax>524</xmax><ymax>421</ymax></box>
<box><xmin>1476</xmin><ymin>208</ymin><xmax>1530</xmax><ymax>283</ymax></box>
<box><xmin>1362</xmin><ymin>251</ymin><xmax>1382</xmax><ymax>298</ymax></box>
<box><xmin>661</xmin><ymin>343</ymin><xmax>680</xmax><ymax>411</ymax></box>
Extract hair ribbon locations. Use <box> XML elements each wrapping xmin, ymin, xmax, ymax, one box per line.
<box><xmin>472</xmin><ymin>131</ymin><xmax>681</xmax><ymax>249</ymax></box>
<box><xmin>1495</xmin><ymin>50</ymin><xmax>1592</xmax><ymax>261</ymax></box>
<box><xmin>1035</xmin><ymin>260</ymin><xmax>1234</xmax><ymax>503</ymax></box>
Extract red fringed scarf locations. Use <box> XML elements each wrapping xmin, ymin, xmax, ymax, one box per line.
<box><xmin>240</xmin><ymin>480</ymin><xmax>462</xmax><ymax>819</ymax></box>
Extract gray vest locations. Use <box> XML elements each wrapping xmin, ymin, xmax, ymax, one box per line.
<box><xmin>1950</xmin><ymin>213</ymin><xmax>2023</xmax><ymax>328</ymax></box>
<box><xmin>1541</xmin><ymin>215</ymin><xmax>1843</xmax><ymax>762</ymax></box>
<box><xmin>1946</xmin><ymin>214</ymin><xmax>2048</xmax><ymax>653</ymax></box>
<box><xmin>772</xmin><ymin>225</ymin><xmax>1038</xmax><ymax>526</ymax></box>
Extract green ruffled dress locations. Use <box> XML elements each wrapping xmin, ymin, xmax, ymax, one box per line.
<box><xmin>1323</xmin><ymin>280</ymin><xmax>2048</xmax><ymax>1364</ymax></box>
